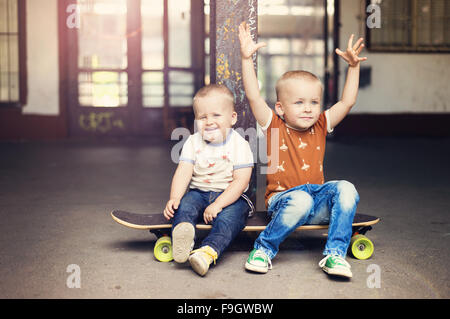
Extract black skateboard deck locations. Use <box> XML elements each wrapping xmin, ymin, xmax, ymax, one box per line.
<box><xmin>111</xmin><ymin>209</ymin><xmax>379</xmax><ymax>231</ymax></box>
<box><xmin>111</xmin><ymin>210</ymin><xmax>380</xmax><ymax>261</ymax></box>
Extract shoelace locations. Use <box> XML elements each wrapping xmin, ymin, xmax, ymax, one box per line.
<box><xmin>190</xmin><ymin>247</ymin><xmax>218</xmax><ymax>265</ymax></box>
<box><xmin>318</xmin><ymin>255</ymin><xmax>351</xmax><ymax>269</ymax></box>
<box><xmin>254</xmin><ymin>250</ymin><xmax>273</xmax><ymax>269</ymax></box>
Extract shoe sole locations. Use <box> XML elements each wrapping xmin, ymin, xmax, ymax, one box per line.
<box><xmin>245</xmin><ymin>261</ymin><xmax>268</xmax><ymax>274</ymax></box>
<box><xmin>172</xmin><ymin>222</ymin><xmax>195</xmax><ymax>263</ymax></box>
<box><xmin>322</xmin><ymin>266</ymin><xmax>352</xmax><ymax>278</ymax></box>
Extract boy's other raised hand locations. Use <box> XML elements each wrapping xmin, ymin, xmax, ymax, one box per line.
<box><xmin>335</xmin><ymin>34</ymin><xmax>368</xmax><ymax>67</ymax></box>
<box><xmin>239</xmin><ymin>21</ymin><xmax>267</xmax><ymax>59</ymax></box>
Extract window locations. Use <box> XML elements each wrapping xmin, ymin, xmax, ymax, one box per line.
<box><xmin>367</xmin><ymin>0</ymin><xmax>450</xmax><ymax>52</ymax></box>
<box><xmin>0</xmin><ymin>0</ymin><xmax>26</xmax><ymax>106</ymax></box>
<box><xmin>67</xmin><ymin>0</ymin><xmax>205</xmax><ymax>137</ymax></box>
<box><xmin>258</xmin><ymin>0</ymin><xmax>329</xmax><ymax>106</ymax></box>
<box><xmin>76</xmin><ymin>0</ymin><xmax>203</xmax><ymax>109</ymax></box>
<box><xmin>77</xmin><ymin>0</ymin><xmax>128</xmax><ymax>107</ymax></box>
<box><xmin>141</xmin><ymin>0</ymin><xmax>202</xmax><ymax>109</ymax></box>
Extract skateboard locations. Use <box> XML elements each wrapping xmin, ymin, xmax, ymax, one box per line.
<box><xmin>111</xmin><ymin>210</ymin><xmax>380</xmax><ymax>262</ymax></box>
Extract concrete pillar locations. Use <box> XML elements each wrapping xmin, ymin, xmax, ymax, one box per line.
<box><xmin>210</xmin><ymin>0</ymin><xmax>258</xmax><ymax>205</ymax></box>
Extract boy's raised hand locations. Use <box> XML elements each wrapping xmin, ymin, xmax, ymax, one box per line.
<box><xmin>239</xmin><ymin>21</ymin><xmax>267</xmax><ymax>59</ymax></box>
<box><xmin>335</xmin><ymin>34</ymin><xmax>368</xmax><ymax>67</ymax></box>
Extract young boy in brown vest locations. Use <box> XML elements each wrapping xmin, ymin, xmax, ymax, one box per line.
<box><xmin>239</xmin><ymin>22</ymin><xmax>367</xmax><ymax>278</ymax></box>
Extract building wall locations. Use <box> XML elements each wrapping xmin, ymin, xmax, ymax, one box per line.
<box><xmin>27</xmin><ymin>0</ymin><xmax>450</xmax><ymax>117</ymax></box>
<box><xmin>0</xmin><ymin>0</ymin><xmax>65</xmax><ymax>140</ymax></box>
<box><xmin>23</xmin><ymin>0</ymin><xmax>59</xmax><ymax>115</ymax></box>
<box><xmin>2</xmin><ymin>0</ymin><xmax>449</xmax><ymax>140</ymax></box>
<box><xmin>340</xmin><ymin>0</ymin><xmax>450</xmax><ymax>114</ymax></box>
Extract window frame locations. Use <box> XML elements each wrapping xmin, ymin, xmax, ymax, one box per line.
<box><xmin>366</xmin><ymin>0</ymin><xmax>450</xmax><ymax>53</ymax></box>
<box><xmin>0</xmin><ymin>0</ymin><xmax>27</xmax><ymax>108</ymax></box>
<box><xmin>255</xmin><ymin>0</ymin><xmax>337</xmax><ymax>108</ymax></box>
<box><xmin>63</xmin><ymin>0</ymin><xmax>205</xmax><ymax>137</ymax></box>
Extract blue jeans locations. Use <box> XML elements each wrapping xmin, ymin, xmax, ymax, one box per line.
<box><xmin>172</xmin><ymin>189</ymin><xmax>250</xmax><ymax>257</ymax></box>
<box><xmin>254</xmin><ymin>180</ymin><xmax>359</xmax><ymax>259</ymax></box>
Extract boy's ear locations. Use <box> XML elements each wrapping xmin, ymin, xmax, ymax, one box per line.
<box><xmin>275</xmin><ymin>102</ymin><xmax>284</xmax><ymax>116</ymax></box>
<box><xmin>231</xmin><ymin>111</ymin><xmax>238</xmax><ymax>126</ymax></box>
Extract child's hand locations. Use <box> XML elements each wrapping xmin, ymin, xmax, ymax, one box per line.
<box><xmin>335</xmin><ymin>34</ymin><xmax>368</xmax><ymax>67</ymax></box>
<box><xmin>163</xmin><ymin>198</ymin><xmax>180</xmax><ymax>220</ymax></box>
<box><xmin>203</xmin><ymin>202</ymin><xmax>223</xmax><ymax>224</ymax></box>
<box><xmin>238</xmin><ymin>21</ymin><xmax>267</xmax><ymax>60</ymax></box>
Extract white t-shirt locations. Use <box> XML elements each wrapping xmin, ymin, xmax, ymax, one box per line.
<box><xmin>179</xmin><ymin>129</ymin><xmax>254</xmax><ymax>192</ymax></box>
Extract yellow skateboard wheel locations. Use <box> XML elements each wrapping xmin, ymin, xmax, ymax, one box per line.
<box><xmin>154</xmin><ymin>236</ymin><xmax>173</xmax><ymax>262</ymax></box>
<box><xmin>350</xmin><ymin>234</ymin><xmax>374</xmax><ymax>260</ymax></box>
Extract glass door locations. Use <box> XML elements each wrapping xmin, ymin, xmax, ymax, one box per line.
<box><xmin>257</xmin><ymin>0</ymin><xmax>337</xmax><ymax>108</ymax></box>
<box><xmin>65</xmin><ymin>0</ymin><xmax>205</xmax><ymax>138</ymax></box>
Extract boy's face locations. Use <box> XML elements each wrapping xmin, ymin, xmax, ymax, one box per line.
<box><xmin>275</xmin><ymin>78</ymin><xmax>322</xmax><ymax>131</ymax></box>
<box><xmin>194</xmin><ymin>92</ymin><xmax>237</xmax><ymax>143</ymax></box>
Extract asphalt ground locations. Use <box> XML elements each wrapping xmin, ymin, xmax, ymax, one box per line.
<box><xmin>0</xmin><ymin>136</ymin><xmax>449</xmax><ymax>299</ymax></box>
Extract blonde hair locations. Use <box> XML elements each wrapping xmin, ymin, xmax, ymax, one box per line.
<box><xmin>275</xmin><ymin>70</ymin><xmax>323</xmax><ymax>101</ymax></box>
<box><xmin>193</xmin><ymin>84</ymin><xmax>235</xmax><ymax>113</ymax></box>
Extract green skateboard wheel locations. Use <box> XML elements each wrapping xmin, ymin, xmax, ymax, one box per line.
<box><xmin>350</xmin><ymin>234</ymin><xmax>374</xmax><ymax>260</ymax></box>
<box><xmin>154</xmin><ymin>236</ymin><xmax>173</xmax><ymax>262</ymax></box>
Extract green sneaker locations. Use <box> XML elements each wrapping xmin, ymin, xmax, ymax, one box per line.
<box><xmin>245</xmin><ymin>249</ymin><xmax>272</xmax><ymax>273</ymax></box>
<box><xmin>318</xmin><ymin>255</ymin><xmax>352</xmax><ymax>278</ymax></box>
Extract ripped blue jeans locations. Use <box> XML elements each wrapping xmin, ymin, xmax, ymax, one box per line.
<box><xmin>254</xmin><ymin>181</ymin><xmax>359</xmax><ymax>259</ymax></box>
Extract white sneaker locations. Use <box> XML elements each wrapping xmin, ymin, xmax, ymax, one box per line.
<box><xmin>188</xmin><ymin>246</ymin><xmax>218</xmax><ymax>276</ymax></box>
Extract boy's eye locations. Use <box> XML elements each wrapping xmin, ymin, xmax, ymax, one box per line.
<box><xmin>312</xmin><ymin>101</ymin><xmax>319</xmax><ymax>105</ymax></box>
<box><xmin>295</xmin><ymin>101</ymin><xmax>303</xmax><ymax>104</ymax></box>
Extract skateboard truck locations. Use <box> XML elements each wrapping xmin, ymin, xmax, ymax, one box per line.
<box><xmin>352</xmin><ymin>225</ymin><xmax>372</xmax><ymax>236</ymax></box>
<box><xmin>149</xmin><ymin>229</ymin><xmax>170</xmax><ymax>239</ymax></box>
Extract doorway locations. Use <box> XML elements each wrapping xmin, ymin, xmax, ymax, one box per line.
<box><xmin>257</xmin><ymin>0</ymin><xmax>338</xmax><ymax>109</ymax></box>
<box><xmin>61</xmin><ymin>0</ymin><xmax>337</xmax><ymax>139</ymax></box>
<box><xmin>63</xmin><ymin>0</ymin><xmax>206</xmax><ymax>138</ymax></box>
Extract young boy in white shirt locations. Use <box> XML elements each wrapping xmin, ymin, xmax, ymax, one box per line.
<box><xmin>163</xmin><ymin>84</ymin><xmax>254</xmax><ymax>276</ymax></box>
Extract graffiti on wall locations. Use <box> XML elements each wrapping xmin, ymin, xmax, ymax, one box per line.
<box><xmin>79</xmin><ymin>112</ymin><xmax>125</xmax><ymax>133</ymax></box>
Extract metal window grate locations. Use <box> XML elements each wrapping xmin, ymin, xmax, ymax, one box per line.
<box><xmin>258</xmin><ymin>0</ymin><xmax>328</xmax><ymax>106</ymax></box>
<box><xmin>0</xmin><ymin>0</ymin><xmax>20</xmax><ymax>103</ymax></box>
<box><xmin>367</xmin><ymin>0</ymin><xmax>450</xmax><ymax>52</ymax></box>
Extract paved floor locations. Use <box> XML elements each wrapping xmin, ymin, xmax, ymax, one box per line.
<box><xmin>0</xmin><ymin>136</ymin><xmax>449</xmax><ymax>298</ymax></box>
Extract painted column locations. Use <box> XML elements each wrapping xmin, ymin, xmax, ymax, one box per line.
<box><xmin>210</xmin><ymin>0</ymin><xmax>258</xmax><ymax>205</ymax></box>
